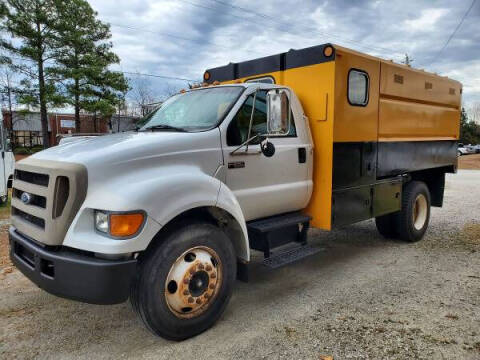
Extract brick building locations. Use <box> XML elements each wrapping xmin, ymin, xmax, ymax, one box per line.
<box><xmin>2</xmin><ymin>110</ymin><xmax>110</xmax><ymax>147</ymax></box>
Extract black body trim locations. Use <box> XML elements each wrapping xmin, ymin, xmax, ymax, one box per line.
<box><xmin>9</xmin><ymin>227</ymin><xmax>137</xmax><ymax>305</ymax></box>
<box><xmin>205</xmin><ymin>43</ymin><xmax>335</xmax><ymax>83</ymax></box>
<box><xmin>377</xmin><ymin>140</ymin><xmax>457</xmax><ymax>178</ymax></box>
<box><xmin>331</xmin><ymin>140</ymin><xmax>457</xmax><ymax>227</ymax></box>
<box><xmin>332</xmin><ymin>142</ymin><xmax>377</xmax><ymax>189</ymax></box>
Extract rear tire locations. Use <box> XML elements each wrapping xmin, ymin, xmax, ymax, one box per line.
<box><xmin>131</xmin><ymin>222</ymin><xmax>236</xmax><ymax>340</ymax></box>
<box><xmin>375</xmin><ymin>212</ymin><xmax>399</xmax><ymax>239</ymax></box>
<box><xmin>396</xmin><ymin>181</ymin><xmax>431</xmax><ymax>242</ymax></box>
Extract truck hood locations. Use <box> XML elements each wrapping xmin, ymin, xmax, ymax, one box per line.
<box><xmin>30</xmin><ymin>130</ymin><xmax>223</xmax><ymax>178</ymax></box>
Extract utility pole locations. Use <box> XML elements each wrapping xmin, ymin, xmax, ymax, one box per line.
<box><xmin>402</xmin><ymin>54</ymin><xmax>414</xmax><ymax>66</ymax></box>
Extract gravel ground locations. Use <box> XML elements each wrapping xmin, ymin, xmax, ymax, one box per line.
<box><xmin>0</xmin><ymin>170</ymin><xmax>479</xmax><ymax>360</ymax></box>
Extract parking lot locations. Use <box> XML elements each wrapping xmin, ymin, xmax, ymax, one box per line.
<box><xmin>0</xmin><ymin>169</ymin><xmax>479</xmax><ymax>360</ymax></box>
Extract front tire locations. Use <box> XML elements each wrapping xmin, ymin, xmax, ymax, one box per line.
<box><xmin>131</xmin><ymin>222</ymin><xmax>236</xmax><ymax>340</ymax></box>
<box><xmin>396</xmin><ymin>181</ymin><xmax>431</xmax><ymax>242</ymax></box>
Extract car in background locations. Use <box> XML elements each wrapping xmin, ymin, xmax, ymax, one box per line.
<box><xmin>472</xmin><ymin>144</ymin><xmax>480</xmax><ymax>153</ymax></box>
<box><xmin>458</xmin><ymin>143</ymin><xmax>476</xmax><ymax>156</ymax></box>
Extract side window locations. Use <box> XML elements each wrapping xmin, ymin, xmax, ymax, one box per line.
<box><xmin>227</xmin><ymin>91</ymin><xmax>297</xmax><ymax>146</ymax></box>
<box><xmin>245</xmin><ymin>76</ymin><xmax>275</xmax><ymax>84</ymax></box>
<box><xmin>348</xmin><ymin>69</ymin><xmax>369</xmax><ymax>106</ymax></box>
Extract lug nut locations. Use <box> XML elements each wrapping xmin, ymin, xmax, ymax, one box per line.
<box><xmin>183</xmin><ymin>278</ymin><xmax>189</xmax><ymax>284</ymax></box>
<box><xmin>206</xmin><ymin>265</ymin><xmax>212</xmax><ymax>271</ymax></box>
<box><xmin>210</xmin><ymin>272</ymin><xmax>216</xmax><ymax>279</ymax></box>
<box><xmin>196</xmin><ymin>298</ymin><xmax>202</xmax><ymax>304</ymax></box>
<box><xmin>188</xmin><ymin>297</ymin><xmax>194</xmax><ymax>303</ymax></box>
<box><xmin>209</xmin><ymin>283</ymin><xmax>215</xmax><ymax>289</ymax></box>
<box><xmin>198</xmin><ymin>264</ymin><xmax>204</xmax><ymax>270</ymax></box>
<box><xmin>183</xmin><ymin>289</ymin><xmax>189</xmax><ymax>296</ymax></box>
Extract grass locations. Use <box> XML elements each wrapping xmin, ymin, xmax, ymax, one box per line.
<box><xmin>0</xmin><ymin>190</ymin><xmax>12</xmax><ymax>220</ymax></box>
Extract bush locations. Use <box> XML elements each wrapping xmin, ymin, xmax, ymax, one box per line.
<box><xmin>14</xmin><ymin>147</ymin><xmax>31</xmax><ymax>155</ymax></box>
<box><xmin>30</xmin><ymin>145</ymin><xmax>44</xmax><ymax>153</ymax></box>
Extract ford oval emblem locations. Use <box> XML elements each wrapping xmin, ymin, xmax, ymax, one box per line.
<box><xmin>21</xmin><ymin>192</ymin><xmax>33</xmax><ymax>205</ymax></box>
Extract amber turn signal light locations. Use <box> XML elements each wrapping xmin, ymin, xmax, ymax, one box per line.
<box><xmin>110</xmin><ymin>213</ymin><xmax>145</xmax><ymax>237</ymax></box>
<box><xmin>323</xmin><ymin>46</ymin><xmax>333</xmax><ymax>57</ymax></box>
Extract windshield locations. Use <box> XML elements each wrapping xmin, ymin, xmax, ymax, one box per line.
<box><xmin>140</xmin><ymin>86</ymin><xmax>244</xmax><ymax>132</ymax></box>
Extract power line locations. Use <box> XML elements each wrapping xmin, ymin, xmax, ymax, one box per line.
<box><xmin>120</xmin><ymin>71</ymin><xmax>197</xmax><ymax>82</ymax></box>
<box><xmin>431</xmin><ymin>0</ymin><xmax>477</xmax><ymax>64</ymax></box>
<box><xmin>209</xmin><ymin>0</ymin><xmax>400</xmax><ymax>55</ymax></box>
<box><xmin>180</xmin><ymin>0</ymin><xmax>404</xmax><ymax>59</ymax></box>
<box><xmin>109</xmin><ymin>23</ymin><xmax>234</xmax><ymax>51</ymax></box>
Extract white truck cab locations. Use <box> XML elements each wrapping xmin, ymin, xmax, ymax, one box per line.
<box><xmin>10</xmin><ymin>83</ymin><xmax>313</xmax><ymax>339</ymax></box>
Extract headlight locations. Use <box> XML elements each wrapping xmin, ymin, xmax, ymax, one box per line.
<box><xmin>94</xmin><ymin>210</ymin><xmax>145</xmax><ymax>238</ymax></box>
<box><xmin>95</xmin><ymin>211</ymin><xmax>109</xmax><ymax>233</ymax></box>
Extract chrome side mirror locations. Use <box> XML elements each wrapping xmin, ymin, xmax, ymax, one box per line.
<box><xmin>267</xmin><ymin>89</ymin><xmax>290</xmax><ymax>135</ymax></box>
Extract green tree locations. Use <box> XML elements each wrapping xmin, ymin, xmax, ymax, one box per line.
<box><xmin>460</xmin><ymin>107</ymin><xmax>480</xmax><ymax>145</ymax></box>
<box><xmin>0</xmin><ymin>0</ymin><xmax>65</xmax><ymax>148</ymax></box>
<box><xmin>52</xmin><ymin>0</ymin><xmax>128</xmax><ymax>132</ymax></box>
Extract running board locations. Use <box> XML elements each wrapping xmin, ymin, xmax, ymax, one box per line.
<box><xmin>263</xmin><ymin>244</ymin><xmax>322</xmax><ymax>269</ymax></box>
<box><xmin>247</xmin><ymin>212</ymin><xmax>311</xmax><ymax>258</ymax></box>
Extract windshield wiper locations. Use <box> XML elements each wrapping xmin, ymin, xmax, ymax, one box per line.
<box><xmin>143</xmin><ymin>124</ymin><xmax>187</xmax><ymax>132</ymax></box>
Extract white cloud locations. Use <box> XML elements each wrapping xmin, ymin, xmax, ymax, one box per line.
<box><xmin>84</xmin><ymin>0</ymin><xmax>479</xmax><ymax>105</ymax></box>
<box><xmin>404</xmin><ymin>8</ymin><xmax>448</xmax><ymax>31</ymax></box>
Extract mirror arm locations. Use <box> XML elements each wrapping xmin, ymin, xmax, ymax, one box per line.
<box><xmin>230</xmin><ymin>134</ymin><xmax>261</xmax><ymax>155</ymax></box>
<box><xmin>245</xmin><ymin>90</ymin><xmax>257</xmax><ymax>153</ymax></box>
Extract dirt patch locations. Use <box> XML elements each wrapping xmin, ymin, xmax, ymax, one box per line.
<box><xmin>0</xmin><ymin>225</ymin><xmax>11</xmax><ymax>270</ymax></box>
<box><xmin>14</xmin><ymin>154</ymin><xmax>29</xmax><ymax>162</ymax></box>
<box><xmin>462</xmin><ymin>223</ymin><xmax>480</xmax><ymax>245</ymax></box>
<box><xmin>458</xmin><ymin>153</ymin><xmax>480</xmax><ymax>170</ymax></box>
<box><xmin>418</xmin><ymin>222</ymin><xmax>480</xmax><ymax>252</ymax></box>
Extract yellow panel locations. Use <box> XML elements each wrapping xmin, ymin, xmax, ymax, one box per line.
<box><xmin>380</xmin><ymin>62</ymin><xmax>462</xmax><ymax>108</ymax></box>
<box><xmin>378</xmin><ymin>98</ymin><xmax>460</xmax><ymax>141</ymax></box>
<box><xmin>283</xmin><ymin>62</ymin><xmax>335</xmax><ymax>230</ymax></box>
<box><xmin>333</xmin><ymin>48</ymin><xmax>380</xmax><ymax>142</ymax></box>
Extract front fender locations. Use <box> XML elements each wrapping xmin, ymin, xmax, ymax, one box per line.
<box><xmin>216</xmin><ymin>183</ymin><xmax>250</xmax><ymax>262</ymax></box>
<box><xmin>64</xmin><ymin>167</ymin><xmax>249</xmax><ymax>259</ymax></box>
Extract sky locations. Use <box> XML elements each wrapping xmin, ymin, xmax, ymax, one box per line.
<box><xmin>73</xmin><ymin>0</ymin><xmax>480</xmax><ymax>111</ymax></box>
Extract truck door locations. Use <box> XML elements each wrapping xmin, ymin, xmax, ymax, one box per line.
<box><xmin>221</xmin><ymin>89</ymin><xmax>310</xmax><ymax>221</ymax></box>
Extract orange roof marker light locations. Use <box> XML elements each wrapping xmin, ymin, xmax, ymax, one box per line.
<box><xmin>323</xmin><ymin>45</ymin><xmax>334</xmax><ymax>57</ymax></box>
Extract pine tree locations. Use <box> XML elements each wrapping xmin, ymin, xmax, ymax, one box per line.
<box><xmin>52</xmin><ymin>0</ymin><xmax>128</xmax><ymax>131</ymax></box>
<box><xmin>0</xmin><ymin>0</ymin><xmax>65</xmax><ymax>148</ymax></box>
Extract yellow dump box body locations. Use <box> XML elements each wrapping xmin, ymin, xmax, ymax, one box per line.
<box><xmin>205</xmin><ymin>44</ymin><xmax>461</xmax><ymax>230</ymax></box>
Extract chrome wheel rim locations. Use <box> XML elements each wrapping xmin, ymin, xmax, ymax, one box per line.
<box><xmin>412</xmin><ymin>194</ymin><xmax>428</xmax><ymax>230</ymax></box>
<box><xmin>165</xmin><ymin>246</ymin><xmax>222</xmax><ymax>318</ymax></box>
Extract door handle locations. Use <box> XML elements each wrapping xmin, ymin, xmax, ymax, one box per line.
<box><xmin>298</xmin><ymin>148</ymin><xmax>306</xmax><ymax>163</ymax></box>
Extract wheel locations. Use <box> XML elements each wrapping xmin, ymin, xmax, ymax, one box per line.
<box><xmin>396</xmin><ymin>181</ymin><xmax>431</xmax><ymax>242</ymax></box>
<box><xmin>131</xmin><ymin>222</ymin><xmax>236</xmax><ymax>340</ymax></box>
<box><xmin>375</xmin><ymin>212</ymin><xmax>399</xmax><ymax>239</ymax></box>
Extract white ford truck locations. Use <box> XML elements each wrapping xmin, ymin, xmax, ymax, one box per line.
<box><xmin>10</xmin><ymin>44</ymin><xmax>460</xmax><ymax>340</ymax></box>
